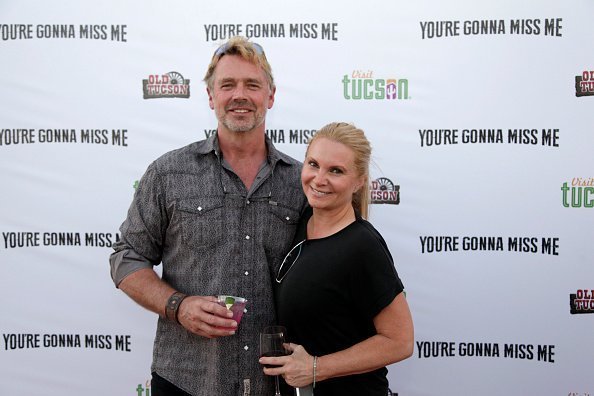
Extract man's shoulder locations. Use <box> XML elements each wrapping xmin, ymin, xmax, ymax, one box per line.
<box><xmin>150</xmin><ymin>139</ymin><xmax>212</xmax><ymax>172</ymax></box>
<box><xmin>266</xmin><ymin>136</ymin><xmax>302</xmax><ymax>168</ymax></box>
<box><xmin>273</xmin><ymin>150</ymin><xmax>303</xmax><ymax>187</ymax></box>
<box><xmin>276</xmin><ymin>150</ymin><xmax>302</xmax><ymax>167</ymax></box>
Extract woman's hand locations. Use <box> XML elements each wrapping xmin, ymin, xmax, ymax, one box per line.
<box><xmin>259</xmin><ymin>343</ymin><xmax>315</xmax><ymax>388</ymax></box>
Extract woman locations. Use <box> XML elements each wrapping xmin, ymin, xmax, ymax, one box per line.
<box><xmin>260</xmin><ymin>122</ymin><xmax>414</xmax><ymax>395</ymax></box>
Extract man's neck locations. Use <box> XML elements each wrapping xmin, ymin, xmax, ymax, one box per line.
<box><xmin>218</xmin><ymin>125</ymin><xmax>266</xmax><ymax>156</ymax></box>
<box><xmin>217</xmin><ymin>127</ymin><xmax>268</xmax><ymax>190</ymax></box>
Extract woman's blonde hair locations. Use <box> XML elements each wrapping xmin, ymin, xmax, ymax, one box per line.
<box><xmin>306</xmin><ymin>122</ymin><xmax>371</xmax><ymax>219</ymax></box>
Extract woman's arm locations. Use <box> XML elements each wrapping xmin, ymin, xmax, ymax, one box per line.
<box><xmin>316</xmin><ymin>292</ymin><xmax>414</xmax><ymax>380</ymax></box>
<box><xmin>261</xmin><ymin>292</ymin><xmax>414</xmax><ymax>388</ymax></box>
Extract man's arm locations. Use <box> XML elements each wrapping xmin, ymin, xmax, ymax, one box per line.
<box><xmin>117</xmin><ymin>268</ymin><xmax>173</xmax><ymax>317</ymax></box>
<box><xmin>109</xmin><ymin>161</ymin><xmax>238</xmax><ymax>338</ymax></box>
<box><xmin>118</xmin><ymin>267</ymin><xmax>238</xmax><ymax>338</ymax></box>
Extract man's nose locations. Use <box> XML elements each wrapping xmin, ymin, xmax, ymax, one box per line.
<box><xmin>231</xmin><ymin>84</ymin><xmax>248</xmax><ymax>100</ymax></box>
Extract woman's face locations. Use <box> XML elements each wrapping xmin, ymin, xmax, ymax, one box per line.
<box><xmin>301</xmin><ymin>137</ymin><xmax>364</xmax><ymax>214</ymax></box>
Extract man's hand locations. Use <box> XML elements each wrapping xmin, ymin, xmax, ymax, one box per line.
<box><xmin>177</xmin><ymin>296</ymin><xmax>237</xmax><ymax>338</ymax></box>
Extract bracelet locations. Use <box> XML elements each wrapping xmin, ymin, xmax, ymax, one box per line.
<box><xmin>312</xmin><ymin>355</ymin><xmax>318</xmax><ymax>389</ymax></box>
<box><xmin>165</xmin><ymin>291</ymin><xmax>187</xmax><ymax>324</ymax></box>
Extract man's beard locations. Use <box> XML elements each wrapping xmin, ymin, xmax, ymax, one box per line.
<box><xmin>219</xmin><ymin>100</ymin><xmax>266</xmax><ymax>133</ymax></box>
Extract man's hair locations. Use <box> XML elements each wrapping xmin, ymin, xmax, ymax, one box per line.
<box><xmin>306</xmin><ymin>122</ymin><xmax>372</xmax><ymax>219</ymax></box>
<box><xmin>203</xmin><ymin>36</ymin><xmax>275</xmax><ymax>91</ymax></box>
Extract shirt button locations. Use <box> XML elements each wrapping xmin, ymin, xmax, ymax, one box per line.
<box><xmin>285</xmin><ymin>216</ymin><xmax>290</xmax><ymax>221</ymax></box>
<box><xmin>245</xmin><ymin>235</ymin><xmax>250</xmax><ymax>240</ymax></box>
<box><xmin>197</xmin><ymin>206</ymin><xmax>203</xmax><ymax>211</ymax></box>
<box><xmin>246</xmin><ymin>200</ymin><xmax>250</xmax><ymax>204</ymax></box>
<box><xmin>244</xmin><ymin>345</ymin><xmax>249</xmax><ymax>351</ymax></box>
<box><xmin>244</xmin><ymin>308</ymin><xmax>248</xmax><ymax>314</ymax></box>
<box><xmin>244</xmin><ymin>271</ymin><xmax>249</xmax><ymax>276</ymax></box>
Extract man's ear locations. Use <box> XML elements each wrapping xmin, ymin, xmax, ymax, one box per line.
<box><xmin>207</xmin><ymin>87</ymin><xmax>214</xmax><ymax>109</ymax></box>
<box><xmin>267</xmin><ymin>86</ymin><xmax>276</xmax><ymax>109</ymax></box>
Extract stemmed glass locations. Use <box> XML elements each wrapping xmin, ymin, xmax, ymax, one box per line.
<box><xmin>260</xmin><ymin>325</ymin><xmax>288</xmax><ymax>396</ymax></box>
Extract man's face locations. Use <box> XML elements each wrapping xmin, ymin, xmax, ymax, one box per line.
<box><xmin>208</xmin><ymin>55</ymin><xmax>275</xmax><ymax>133</ymax></box>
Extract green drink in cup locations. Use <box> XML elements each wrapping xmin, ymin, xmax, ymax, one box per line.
<box><xmin>216</xmin><ymin>295</ymin><xmax>247</xmax><ymax>329</ymax></box>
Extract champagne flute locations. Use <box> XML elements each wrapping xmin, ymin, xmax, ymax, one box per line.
<box><xmin>260</xmin><ymin>325</ymin><xmax>288</xmax><ymax>396</ymax></box>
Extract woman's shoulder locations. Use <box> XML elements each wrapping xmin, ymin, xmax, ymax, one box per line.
<box><xmin>353</xmin><ymin>218</ymin><xmax>385</xmax><ymax>242</ymax></box>
<box><xmin>349</xmin><ymin>218</ymin><xmax>393</xmax><ymax>259</ymax></box>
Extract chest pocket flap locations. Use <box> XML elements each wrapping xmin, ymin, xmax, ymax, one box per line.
<box><xmin>177</xmin><ymin>197</ymin><xmax>225</xmax><ymax>250</ymax></box>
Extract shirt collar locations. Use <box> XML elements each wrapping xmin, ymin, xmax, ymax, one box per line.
<box><xmin>197</xmin><ymin>132</ymin><xmax>295</xmax><ymax>167</ymax></box>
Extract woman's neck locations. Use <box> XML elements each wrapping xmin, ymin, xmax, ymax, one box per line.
<box><xmin>307</xmin><ymin>206</ymin><xmax>356</xmax><ymax>239</ymax></box>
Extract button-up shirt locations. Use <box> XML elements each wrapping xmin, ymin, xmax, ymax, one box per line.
<box><xmin>110</xmin><ymin>134</ymin><xmax>306</xmax><ymax>396</ymax></box>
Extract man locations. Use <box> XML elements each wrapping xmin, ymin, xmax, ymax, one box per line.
<box><xmin>110</xmin><ymin>36</ymin><xmax>306</xmax><ymax>396</ymax></box>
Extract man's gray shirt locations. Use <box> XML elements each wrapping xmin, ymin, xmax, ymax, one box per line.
<box><xmin>110</xmin><ymin>134</ymin><xmax>306</xmax><ymax>396</ymax></box>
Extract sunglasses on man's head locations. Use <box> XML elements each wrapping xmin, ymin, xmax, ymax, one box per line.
<box><xmin>214</xmin><ymin>41</ymin><xmax>264</xmax><ymax>57</ymax></box>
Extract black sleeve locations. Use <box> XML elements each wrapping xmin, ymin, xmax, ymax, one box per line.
<box><xmin>350</xmin><ymin>221</ymin><xmax>404</xmax><ymax>320</ymax></box>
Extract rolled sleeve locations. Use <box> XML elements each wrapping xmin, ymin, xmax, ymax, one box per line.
<box><xmin>109</xmin><ymin>247</ymin><xmax>154</xmax><ymax>287</ymax></box>
<box><xmin>109</xmin><ymin>161</ymin><xmax>166</xmax><ymax>287</ymax></box>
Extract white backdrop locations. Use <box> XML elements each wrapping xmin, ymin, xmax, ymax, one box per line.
<box><xmin>1</xmin><ymin>1</ymin><xmax>593</xmax><ymax>395</ymax></box>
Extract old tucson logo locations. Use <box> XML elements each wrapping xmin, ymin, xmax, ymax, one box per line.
<box><xmin>143</xmin><ymin>71</ymin><xmax>190</xmax><ymax>99</ymax></box>
<box><xmin>570</xmin><ymin>289</ymin><xmax>594</xmax><ymax>314</ymax></box>
<box><xmin>575</xmin><ymin>70</ymin><xmax>594</xmax><ymax>97</ymax></box>
<box><xmin>371</xmin><ymin>177</ymin><xmax>400</xmax><ymax>205</ymax></box>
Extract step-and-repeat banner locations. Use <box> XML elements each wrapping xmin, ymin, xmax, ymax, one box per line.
<box><xmin>1</xmin><ymin>1</ymin><xmax>593</xmax><ymax>395</ymax></box>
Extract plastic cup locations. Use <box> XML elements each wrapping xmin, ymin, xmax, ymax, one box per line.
<box><xmin>216</xmin><ymin>295</ymin><xmax>247</xmax><ymax>329</ymax></box>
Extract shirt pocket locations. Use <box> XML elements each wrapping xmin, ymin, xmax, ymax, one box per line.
<box><xmin>264</xmin><ymin>203</ymin><xmax>301</xmax><ymax>267</ymax></box>
<box><xmin>177</xmin><ymin>197</ymin><xmax>225</xmax><ymax>251</ymax></box>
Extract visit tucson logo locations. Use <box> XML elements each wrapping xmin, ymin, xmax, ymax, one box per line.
<box><xmin>342</xmin><ymin>70</ymin><xmax>410</xmax><ymax>100</ymax></box>
<box><xmin>143</xmin><ymin>71</ymin><xmax>190</xmax><ymax>99</ymax></box>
